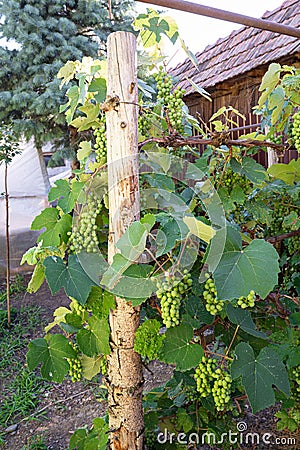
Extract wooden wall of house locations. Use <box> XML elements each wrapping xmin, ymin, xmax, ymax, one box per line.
<box><xmin>184</xmin><ymin>59</ymin><xmax>300</xmax><ymax>166</ymax></box>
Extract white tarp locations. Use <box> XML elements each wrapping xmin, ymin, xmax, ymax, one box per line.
<box><xmin>0</xmin><ymin>138</ymin><xmax>50</xmax><ymax>273</ymax></box>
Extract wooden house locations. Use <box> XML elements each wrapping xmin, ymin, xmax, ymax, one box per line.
<box><xmin>171</xmin><ymin>0</ymin><xmax>300</xmax><ymax>165</ymax></box>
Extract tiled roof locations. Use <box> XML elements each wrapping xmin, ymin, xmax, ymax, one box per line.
<box><xmin>171</xmin><ymin>0</ymin><xmax>300</xmax><ymax>94</ymax></box>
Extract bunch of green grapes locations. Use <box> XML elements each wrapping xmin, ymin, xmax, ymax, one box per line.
<box><xmin>216</xmin><ymin>168</ymin><xmax>251</xmax><ymax>194</ymax></box>
<box><xmin>194</xmin><ymin>357</ymin><xmax>232</xmax><ymax>411</ymax></box>
<box><xmin>291</xmin><ymin>110</ymin><xmax>300</xmax><ymax>152</ymax></box>
<box><xmin>194</xmin><ymin>356</ymin><xmax>217</xmax><ymax>397</ymax></box>
<box><xmin>237</xmin><ymin>290</ymin><xmax>256</xmax><ymax>308</ymax></box>
<box><xmin>67</xmin><ymin>344</ymin><xmax>83</xmax><ymax>382</ymax></box>
<box><xmin>99</xmin><ymin>355</ymin><xmax>107</xmax><ymax>376</ymax></box>
<box><xmin>145</xmin><ymin>430</ymin><xmax>157</xmax><ymax>450</ymax></box>
<box><xmin>70</xmin><ymin>298</ymin><xmax>85</xmax><ymax>316</ymax></box>
<box><xmin>269</xmin><ymin>199</ymin><xmax>290</xmax><ymax>235</ymax></box>
<box><xmin>154</xmin><ymin>67</ymin><xmax>185</xmax><ymax>134</ymax></box>
<box><xmin>287</xmin><ymin>235</ymin><xmax>300</xmax><ymax>255</ymax></box>
<box><xmin>156</xmin><ymin>270</ymin><xmax>192</xmax><ymax>328</ymax></box>
<box><xmin>231</xmin><ymin>204</ymin><xmax>245</xmax><ymax>225</ymax></box>
<box><xmin>203</xmin><ymin>274</ymin><xmax>224</xmax><ymax>315</ymax></box>
<box><xmin>138</xmin><ymin>108</ymin><xmax>152</xmax><ymax>137</ymax></box>
<box><xmin>69</xmin><ymin>194</ymin><xmax>101</xmax><ymax>253</ymax></box>
<box><xmin>93</xmin><ymin>116</ymin><xmax>107</xmax><ymax>163</ymax></box>
<box><xmin>134</xmin><ymin>319</ymin><xmax>165</xmax><ymax>359</ymax></box>
<box><xmin>211</xmin><ymin>368</ymin><xmax>232</xmax><ymax>412</ymax></box>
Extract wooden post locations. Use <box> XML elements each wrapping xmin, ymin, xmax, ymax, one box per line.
<box><xmin>106</xmin><ymin>32</ymin><xmax>144</xmax><ymax>450</ymax></box>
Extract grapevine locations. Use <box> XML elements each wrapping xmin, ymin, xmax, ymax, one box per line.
<box><xmin>67</xmin><ymin>344</ymin><xmax>83</xmax><ymax>382</ymax></box>
<box><xmin>291</xmin><ymin>110</ymin><xmax>300</xmax><ymax>152</ymax></box>
<box><xmin>203</xmin><ymin>274</ymin><xmax>224</xmax><ymax>315</ymax></box>
<box><xmin>93</xmin><ymin>116</ymin><xmax>107</xmax><ymax>163</ymax></box>
<box><xmin>194</xmin><ymin>357</ymin><xmax>232</xmax><ymax>411</ymax></box>
<box><xmin>69</xmin><ymin>193</ymin><xmax>102</xmax><ymax>253</ymax></box>
<box><xmin>134</xmin><ymin>319</ymin><xmax>165</xmax><ymax>360</ymax></box>
<box><xmin>154</xmin><ymin>67</ymin><xmax>185</xmax><ymax>134</ymax></box>
<box><xmin>156</xmin><ymin>270</ymin><xmax>192</xmax><ymax>328</ymax></box>
<box><xmin>237</xmin><ymin>290</ymin><xmax>256</xmax><ymax>309</ymax></box>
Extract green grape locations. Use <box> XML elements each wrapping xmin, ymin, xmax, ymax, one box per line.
<box><xmin>67</xmin><ymin>344</ymin><xmax>83</xmax><ymax>382</ymax></box>
<box><xmin>138</xmin><ymin>108</ymin><xmax>152</xmax><ymax>137</ymax></box>
<box><xmin>156</xmin><ymin>270</ymin><xmax>192</xmax><ymax>328</ymax></box>
<box><xmin>203</xmin><ymin>274</ymin><xmax>224</xmax><ymax>315</ymax></box>
<box><xmin>134</xmin><ymin>319</ymin><xmax>165</xmax><ymax>360</ymax></box>
<box><xmin>194</xmin><ymin>357</ymin><xmax>232</xmax><ymax>411</ymax></box>
<box><xmin>70</xmin><ymin>298</ymin><xmax>85</xmax><ymax>316</ymax></box>
<box><xmin>69</xmin><ymin>193</ymin><xmax>102</xmax><ymax>253</ymax></box>
<box><xmin>93</xmin><ymin>115</ymin><xmax>107</xmax><ymax>163</ymax></box>
<box><xmin>291</xmin><ymin>111</ymin><xmax>300</xmax><ymax>153</ymax></box>
<box><xmin>211</xmin><ymin>369</ymin><xmax>232</xmax><ymax>412</ymax></box>
<box><xmin>154</xmin><ymin>67</ymin><xmax>185</xmax><ymax>135</ymax></box>
<box><xmin>292</xmin><ymin>365</ymin><xmax>300</xmax><ymax>397</ymax></box>
<box><xmin>237</xmin><ymin>290</ymin><xmax>256</xmax><ymax>309</ymax></box>
<box><xmin>99</xmin><ymin>355</ymin><xmax>107</xmax><ymax>376</ymax></box>
<box><xmin>216</xmin><ymin>168</ymin><xmax>251</xmax><ymax>195</ymax></box>
<box><xmin>194</xmin><ymin>356</ymin><xmax>217</xmax><ymax>397</ymax></box>
<box><xmin>145</xmin><ymin>429</ymin><xmax>157</xmax><ymax>450</ymax></box>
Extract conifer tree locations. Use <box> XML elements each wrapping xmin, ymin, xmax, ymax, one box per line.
<box><xmin>0</xmin><ymin>0</ymin><xmax>133</xmax><ymax>156</ymax></box>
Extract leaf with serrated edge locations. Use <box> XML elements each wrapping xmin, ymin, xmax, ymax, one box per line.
<box><xmin>213</xmin><ymin>229</ymin><xmax>279</xmax><ymax>300</ymax></box>
<box><xmin>231</xmin><ymin>342</ymin><xmax>290</xmax><ymax>413</ymax></box>
<box><xmin>160</xmin><ymin>324</ymin><xmax>204</xmax><ymax>371</ymax></box>
<box><xmin>27</xmin><ymin>334</ymin><xmax>76</xmax><ymax>382</ymax></box>
<box><xmin>226</xmin><ymin>304</ymin><xmax>266</xmax><ymax>339</ymax></box>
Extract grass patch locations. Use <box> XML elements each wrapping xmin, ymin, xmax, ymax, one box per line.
<box><xmin>0</xmin><ymin>304</ymin><xmax>48</xmax><ymax>429</ymax></box>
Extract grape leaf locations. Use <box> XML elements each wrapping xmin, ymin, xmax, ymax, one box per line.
<box><xmin>81</xmin><ymin>355</ymin><xmax>104</xmax><ymax>380</ymax></box>
<box><xmin>115</xmin><ymin>221</ymin><xmax>148</xmax><ymax>261</ymax></box>
<box><xmin>230</xmin><ymin>157</ymin><xmax>267</xmax><ymax>184</ymax></box>
<box><xmin>86</xmin><ymin>286</ymin><xmax>115</xmax><ymax>319</ymax></box>
<box><xmin>231</xmin><ymin>342</ymin><xmax>290</xmax><ymax>413</ymax></box>
<box><xmin>48</xmin><ymin>179</ymin><xmax>84</xmax><ymax>213</ymax></box>
<box><xmin>43</xmin><ymin>255</ymin><xmax>96</xmax><ymax>305</ymax></box>
<box><xmin>44</xmin><ymin>306</ymin><xmax>71</xmax><ymax>333</ymax></box>
<box><xmin>27</xmin><ymin>334</ymin><xmax>76</xmax><ymax>382</ymax></box>
<box><xmin>77</xmin><ymin>316</ymin><xmax>110</xmax><ymax>357</ymax></box>
<box><xmin>160</xmin><ymin>324</ymin><xmax>204</xmax><ymax>371</ymax></box>
<box><xmin>213</xmin><ymin>228</ymin><xmax>279</xmax><ymax>300</ymax></box>
<box><xmin>27</xmin><ymin>263</ymin><xmax>45</xmax><ymax>293</ymax></box>
<box><xmin>183</xmin><ymin>215</ymin><xmax>215</xmax><ymax>243</ymax></box>
<box><xmin>31</xmin><ymin>208</ymin><xmax>72</xmax><ymax>247</ymax></box>
<box><xmin>268</xmin><ymin>159</ymin><xmax>300</xmax><ymax>185</ymax></box>
<box><xmin>226</xmin><ymin>304</ymin><xmax>267</xmax><ymax>339</ymax></box>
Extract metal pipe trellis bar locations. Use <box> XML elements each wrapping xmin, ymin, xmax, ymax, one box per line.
<box><xmin>137</xmin><ymin>0</ymin><xmax>300</xmax><ymax>38</ymax></box>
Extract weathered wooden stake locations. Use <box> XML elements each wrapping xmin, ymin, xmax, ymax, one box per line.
<box><xmin>106</xmin><ymin>32</ymin><xmax>144</xmax><ymax>450</ymax></box>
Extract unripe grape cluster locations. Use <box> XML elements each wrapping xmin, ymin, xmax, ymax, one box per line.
<box><xmin>99</xmin><ymin>355</ymin><xmax>107</xmax><ymax>376</ymax></box>
<box><xmin>217</xmin><ymin>168</ymin><xmax>251</xmax><ymax>195</ymax></box>
<box><xmin>194</xmin><ymin>356</ymin><xmax>217</xmax><ymax>397</ymax></box>
<box><xmin>203</xmin><ymin>274</ymin><xmax>224</xmax><ymax>315</ymax></box>
<box><xmin>237</xmin><ymin>290</ymin><xmax>256</xmax><ymax>308</ymax></box>
<box><xmin>93</xmin><ymin>116</ymin><xmax>107</xmax><ymax>163</ymax></box>
<box><xmin>154</xmin><ymin>67</ymin><xmax>185</xmax><ymax>134</ymax></box>
<box><xmin>145</xmin><ymin>430</ymin><xmax>157</xmax><ymax>450</ymax></box>
<box><xmin>69</xmin><ymin>194</ymin><xmax>101</xmax><ymax>253</ymax></box>
<box><xmin>67</xmin><ymin>344</ymin><xmax>83</xmax><ymax>382</ymax></box>
<box><xmin>291</xmin><ymin>111</ymin><xmax>300</xmax><ymax>152</ymax></box>
<box><xmin>211</xmin><ymin>368</ymin><xmax>232</xmax><ymax>411</ymax></box>
<box><xmin>138</xmin><ymin>108</ymin><xmax>152</xmax><ymax>137</ymax></box>
<box><xmin>156</xmin><ymin>270</ymin><xmax>192</xmax><ymax>328</ymax></box>
<box><xmin>194</xmin><ymin>356</ymin><xmax>232</xmax><ymax>411</ymax></box>
<box><xmin>71</xmin><ymin>298</ymin><xmax>85</xmax><ymax>316</ymax></box>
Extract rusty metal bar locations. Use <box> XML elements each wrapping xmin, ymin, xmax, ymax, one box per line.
<box><xmin>137</xmin><ymin>0</ymin><xmax>300</xmax><ymax>38</ymax></box>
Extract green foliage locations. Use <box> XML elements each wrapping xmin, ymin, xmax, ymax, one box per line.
<box><xmin>134</xmin><ymin>319</ymin><xmax>165</xmax><ymax>360</ymax></box>
<box><xmin>69</xmin><ymin>417</ymin><xmax>109</xmax><ymax>450</ymax></box>
<box><xmin>27</xmin><ymin>334</ymin><xmax>76</xmax><ymax>382</ymax></box>
<box><xmin>231</xmin><ymin>342</ymin><xmax>290</xmax><ymax>413</ymax></box>
<box><xmin>21</xmin><ymin>14</ymin><xmax>300</xmax><ymax>448</ymax></box>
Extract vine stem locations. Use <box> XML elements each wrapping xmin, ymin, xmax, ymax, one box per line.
<box><xmin>225</xmin><ymin>325</ymin><xmax>240</xmax><ymax>357</ymax></box>
<box><xmin>5</xmin><ymin>161</ymin><xmax>11</xmax><ymax>327</ymax></box>
<box><xmin>205</xmin><ymin>350</ymin><xmax>234</xmax><ymax>361</ymax></box>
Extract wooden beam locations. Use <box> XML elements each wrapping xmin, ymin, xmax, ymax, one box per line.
<box><xmin>137</xmin><ymin>0</ymin><xmax>300</xmax><ymax>38</ymax></box>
